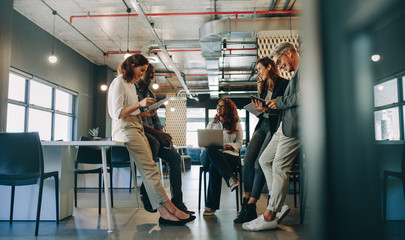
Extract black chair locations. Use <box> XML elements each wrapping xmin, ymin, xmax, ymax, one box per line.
<box><xmin>287</xmin><ymin>156</ymin><xmax>301</xmax><ymax>208</ymax></box>
<box><xmin>0</xmin><ymin>132</ymin><xmax>59</xmax><ymax>236</ymax></box>
<box><xmin>383</xmin><ymin>143</ymin><xmax>405</xmax><ymax>221</ymax></box>
<box><xmin>74</xmin><ymin>136</ymin><xmax>113</xmax><ymax>214</ymax></box>
<box><xmin>108</xmin><ymin>145</ymin><xmax>140</xmax><ymax>207</ymax></box>
<box><xmin>198</xmin><ymin>164</ymin><xmax>243</xmax><ymax>212</ymax></box>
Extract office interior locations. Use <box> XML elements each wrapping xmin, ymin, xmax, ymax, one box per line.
<box><xmin>0</xmin><ymin>0</ymin><xmax>405</xmax><ymax>239</ymax></box>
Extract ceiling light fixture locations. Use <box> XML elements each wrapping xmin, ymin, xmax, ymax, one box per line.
<box><xmin>152</xmin><ymin>78</ymin><xmax>159</xmax><ymax>90</ymax></box>
<box><xmin>100</xmin><ymin>84</ymin><xmax>108</xmax><ymax>91</ymax></box>
<box><xmin>124</xmin><ymin>8</ymin><xmax>131</xmax><ymax>60</ymax></box>
<box><xmin>48</xmin><ymin>10</ymin><xmax>58</xmax><ymax>63</ymax></box>
<box><xmin>371</xmin><ymin>54</ymin><xmax>381</xmax><ymax>62</ymax></box>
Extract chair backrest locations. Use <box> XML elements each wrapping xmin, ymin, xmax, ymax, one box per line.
<box><xmin>75</xmin><ymin>136</ymin><xmax>109</xmax><ymax>166</ymax></box>
<box><xmin>110</xmin><ymin>146</ymin><xmax>130</xmax><ymax>164</ymax></box>
<box><xmin>0</xmin><ymin>132</ymin><xmax>43</xmax><ymax>184</ymax></box>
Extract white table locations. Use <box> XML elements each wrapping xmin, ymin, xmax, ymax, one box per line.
<box><xmin>41</xmin><ymin>141</ymin><xmax>125</xmax><ymax>233</ymax></box>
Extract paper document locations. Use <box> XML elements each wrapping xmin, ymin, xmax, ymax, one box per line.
<box><xmin>147</xmin><ymin>97</ymin><xmax>173</xmax><ymax>110</ymax></box>
<box><xmin>243</xmin><ymin>102</ymin><xmax>262</xmax><ymax>117</ymax></box>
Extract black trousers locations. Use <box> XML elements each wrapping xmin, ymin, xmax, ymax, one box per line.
<box><xmin>140</xmin><ymin>132</ymin><xmax>183</xmax><ymax>205</ymax></box>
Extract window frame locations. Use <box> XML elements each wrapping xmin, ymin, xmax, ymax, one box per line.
<box><xmin>374</xmin><ymin>75</ymin><xmax>405</xmax><ymax>142</ymax></box>
<box><xmin>7</xmin><ymin>67</ymin><xmax>78</xmax><ymax>141</ymax></box>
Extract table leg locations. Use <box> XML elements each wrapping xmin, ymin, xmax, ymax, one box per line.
<box><xmin>101</xmin><ymin>147</ymin><xmax>113</xmax><ymax>233</ymax></box>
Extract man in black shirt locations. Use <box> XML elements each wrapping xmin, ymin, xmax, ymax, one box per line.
<box><xmin>135</xmin><ymin>64</ymin><xmax>193</xmax><ymax>215</ymax></box>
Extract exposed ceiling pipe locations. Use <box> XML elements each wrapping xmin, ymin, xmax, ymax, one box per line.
<box><xmin>69</xmin><ymin>10</ymin><xmax>301</xmax><ymax>24</ymax></box>
<box><xmin>130</xmin><ymin>0</ymin><xmax>194</xmax><ymax>99</ymax></box>
<box><xmin>141</xmin><ymin>39</ymin><xmax>201</xmax><ymax>54</ymax></box>
<box><xmin>106</xmin><ymin>48</ymin><xmax>256</xmax><ymax>57</ymax></box>
<box><xmin>283</xmin><ymin>0</ymin><xmax>292</xmax><ymax>10</ymax></box>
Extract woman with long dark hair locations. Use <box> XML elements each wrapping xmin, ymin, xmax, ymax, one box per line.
<box><xmin>201</xmin><ymin>98</ymin><xmax>243</xmax><ymax>216</ymax></box>
<box><xmin>234</xmin><ymin>56</ymin><xmax>289</xmax><ymax>224</ymax></box>
<box><xmin>108</xmin><ymin>54</ymin><xmax>195</xmax><ymax>225</ymax></box>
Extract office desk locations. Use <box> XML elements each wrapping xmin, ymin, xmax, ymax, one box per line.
<box><xmin>0</xmin><ymin>141</ymin><xmax>124</xmax><ymax>233</ymax></box>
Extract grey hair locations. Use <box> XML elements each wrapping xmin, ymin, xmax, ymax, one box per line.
<box><xmin>270</xmin><ymin>42</ymin><xmax>297</xmax><ymax>58</ymax></box>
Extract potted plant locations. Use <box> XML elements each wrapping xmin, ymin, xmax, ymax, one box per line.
<box><xmin>88</xmin><ymin>127</ymin><xmax>101</xmax><ymax>140</ymax></box>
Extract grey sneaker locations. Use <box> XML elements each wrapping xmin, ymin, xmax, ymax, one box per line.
<box><xmin>203</xmin><ymin>208</ymin><xmax>216</xmax><ymax>216</ymax></box>
<box><xmin>276</xmin><ymin>204</ymin><xmax>290</xmax><ymax>224</ymax></box>
<box><xmin>242</xmin><ymin>214</ymin><xmax>277</xmax><ymax>231</ymax></box>
<box><xmin>229</xmin><ymin>177</ymin><xmax>239</xmax><ymax>192</ymax></box>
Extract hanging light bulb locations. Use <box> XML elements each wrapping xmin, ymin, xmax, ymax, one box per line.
<box><xmin>49</xmin><ymin>10</ymin><xmax>58</xmax><ymax>64</ymax></box>
<box><xmin>100</xmin><ymin>84</ymin><xmax>108</xmax><ymax>91</ymax></box>
<box><xmin>170</xmin><ymin>107</ymin><xmax>175</xmax><ymax>112</ymax></box>
<box><xmin>49</xmin><ymin>55</ymin><xmax>57</xmax><ymax>63</ymax></box>
<box><xmin>152</xmin><ymin>78</ymin><xmax>159</xmax><ymax>89</ymax></box>
<box><xmin>124</xmin><ymin>51</ymin><xmax>132</xmax><ymax>60</ymax></box>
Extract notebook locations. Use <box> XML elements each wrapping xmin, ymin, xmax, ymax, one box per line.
<box><xmin>197</xmin><ymin>129</ymin><xmax>223</xmax><ymax>147</ymax></box>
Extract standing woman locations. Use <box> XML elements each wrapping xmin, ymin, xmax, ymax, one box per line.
<box><xmin>234</xmin><ymin>56</ymin><xmax>289</xmax><ymax>223</ymax></box>
<box><xmin>202</xmin><ymin>98</ymin><xmax>243</xmax><ymax>216</ymax></box>
<box><xmin>108</xmin><ymin>54</ymin><xmax>195</xmax><ymax>225</ymax></box>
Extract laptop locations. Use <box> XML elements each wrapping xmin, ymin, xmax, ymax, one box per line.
<box><xmin>197</xmin><ymin>129</ymin><xmax>223</xmax><ymax>147</ymax></box>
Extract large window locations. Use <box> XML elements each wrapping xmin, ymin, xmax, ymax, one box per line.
<box><xmin>7</xmin><ymin>71</ymin><xmax>76</xmax><ymax>141</ymax></box>
<box><xmin>373</xmin><ymin>77</ymin><xmax>405</xmax><ymax>140</ymax></box>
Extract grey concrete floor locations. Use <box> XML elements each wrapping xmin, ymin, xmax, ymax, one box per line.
<box><xmin>0</xmin><ymin>165</ymin><xmax>305</xmax><ymax>239</ymax></box>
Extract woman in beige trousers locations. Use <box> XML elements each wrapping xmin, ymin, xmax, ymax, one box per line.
<box><xmin>107</xmin><ymin>54</ymin><xmax>195</xmax><ymax>225</ymax></box>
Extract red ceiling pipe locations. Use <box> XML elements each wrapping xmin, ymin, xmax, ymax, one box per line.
<box><xmin>106</xmin><ymin>50</ymin><xmax>141</xmax><ymax>58</ymax></box>
<box><xmin>150</xmin><ymin>49</ymin><xmax>201</xmax><ymax>53</ymax></box>
<box><xmin>70</xmin><ymin>10</ymin><xmax>301</xmax><ymax>24</ymax></box>
<box><xmin>155</xmin><ymin>73</ymin><xmax>256</xmax><ymax>77</ymax></box>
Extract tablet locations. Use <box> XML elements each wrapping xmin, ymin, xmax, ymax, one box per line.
<box><xmin>145</xmin><ymin>97</ymin><xmax>173</xmax><ymax>111</ymax></box>
<box><xmin>250</xmin><ymin>95</ymin><xmax>267</xmax><ymax>105</ymax></box>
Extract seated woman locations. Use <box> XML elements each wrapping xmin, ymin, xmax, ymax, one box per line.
<box><xmin>107</xmin><ymin>54</ymin><xmax>195</xmax><ymax>225</ymax></box>
<box><xmin>234</xmin><ymin>56</ymin><xmax>289</xmax><ymax>224</ymax></box>
<box><xmin>201</xmin><ymin>98</ymin><xmax>243</xmax><ymax>216</ymax></box>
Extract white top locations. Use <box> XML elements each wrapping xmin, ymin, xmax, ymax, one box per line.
<box><xmin>108</xmin><ymin>75</ymin><xmax>141</xmax><ymax>141</ymax></box>
<box><xmin>206</xmin><ymin>121</ymin><xmax>243</xmax><ymax>156</ymax></box>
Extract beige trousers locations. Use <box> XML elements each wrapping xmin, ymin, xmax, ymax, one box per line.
<box><xmin>124</xmin><ymin>116</ymin><xmax>169</xmax><ymax>209</ymax></box>
<box><xmin>259</xmin><ymin>122</ymin><xmax>300</xmax><ymax>212</ymax></box>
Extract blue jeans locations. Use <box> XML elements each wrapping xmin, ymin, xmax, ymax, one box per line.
<box><xmin>201</xmin><ymin>146</ymin><xmax>241</xmax><ymax>210</ymax></box>
<box><xmin>243</xmin><ymin>120</ymin><xmax>273</xmax><ymax>199</ymax></box>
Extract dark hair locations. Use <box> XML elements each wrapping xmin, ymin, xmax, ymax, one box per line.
<box><xmin>256</xmin><ymin>56</ymin><xmax>280</xmax><ymax>94</ymax></box>
<box><xmin>118</xmin><ymin>54</ymin><xmax>149</xmax><ymax>82</ymax></box>
<box><xmin>219</xmin><ymin>98</ymin><xmax>239</xmax><ymax>134</ymax></box>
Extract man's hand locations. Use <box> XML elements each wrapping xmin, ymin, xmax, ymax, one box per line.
<box><xmin>140</xmin><ymin>109</ymin><xmax>157</xmax><ymax>117</ymax></box>
<box><xmin>253</xmin><ymin>99</ymin><xmax>268</xmax><ymax>112</ymax></box>
<box><xmin>223</xmin><ymin>145</ymin><xmax>234</xmax><ymax>150</ymax></box>
<box><xmin>267</xmin><ymin>99</ymin><xmax>277</xmax><ymax>109</ymax></box>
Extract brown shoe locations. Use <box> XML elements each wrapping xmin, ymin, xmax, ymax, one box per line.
<box><xmin>229</xmin><ymin>177</ymin><xmax>239</xmax><ymax>192</ymax></box>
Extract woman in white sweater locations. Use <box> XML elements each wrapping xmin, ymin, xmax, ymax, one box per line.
<box><xmin>108</xmin><ymin>54</ymin><xmax>194</xmax><ymax>225</ymax></box>
<box><xmin>201</xmin><ymin>98</ymin><xmax>243</xmax><ymax>216</ymax></box>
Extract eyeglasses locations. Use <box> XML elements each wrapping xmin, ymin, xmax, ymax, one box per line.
<box><xmin>275</xmin><ymin>51</ymin><xmax>286</xmax><ymax>67</ymax></box>
<box><xmin>217</xmin><ymin>104</ymin><xmax>224</xmax><ymax>109</ymax></box>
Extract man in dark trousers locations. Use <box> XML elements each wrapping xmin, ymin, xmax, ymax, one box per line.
<box><xmin>135</xmin><ymin>64</ymin><xmax>194</xmax><ymax>215</ymax></box>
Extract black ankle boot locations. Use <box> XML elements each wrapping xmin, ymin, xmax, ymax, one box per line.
<box><xmin>234</xmin><ymin>201</ymin><xmax>257</xmax><ymax>224</ymax></box>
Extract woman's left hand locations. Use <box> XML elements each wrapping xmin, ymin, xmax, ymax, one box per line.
<box><xmin>253</xmin><ymin>99</ymin><xmax>268</xmax><ymax>112</ymax></box>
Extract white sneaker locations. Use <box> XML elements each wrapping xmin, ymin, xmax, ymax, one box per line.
<box><xmin>203</xmin><ymin>208</ymin><xmax>216</xmax><ymax>216</ymax></box>
<box><xmin>276</xmin><ymin>204</ymin><xmax>290</xmax><ymax>224</ymax></box>
<box><xmin>242</xmin><ymin>215</ymin><xmax>277</xmax><ymax>231</ymax></box>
